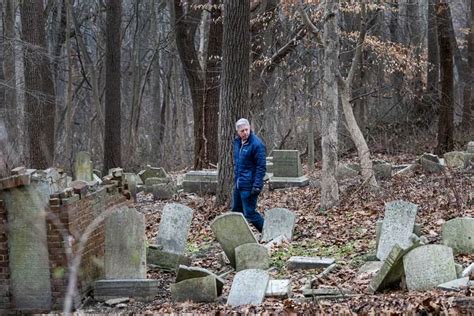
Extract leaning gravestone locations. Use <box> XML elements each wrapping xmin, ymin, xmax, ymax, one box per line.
<box><xmin>403</xmin><ymin>245</ymin><xmax>457</xmax><ymax>291</ymax></box>
<box><xmin>74</xmin><ymin>151</ymin><xmax>93</xmax><ymax>181</ymax></box>
<box><xmin>156</xmin><ymin>203</ymin><xmax>193</xmax><ymax>254</ymax></box>
<box><xmin>377</xmin><ymin>200</ymin><xmax>418</xmax><ymax>261</ymax></box>
<box><xmin>171</xmin><ymin>275</ymin><xmax>218</xmax><ymax>302</ymax></box>
<box><xmin>227</xmin><ymin>269</ymin><xmax>269</xmax><ymax>306</ymax></box>
<box><xmin>261</xmin><ymin>208</ymin><xmax>296</xmax><ymax>242</ymax></box>
<box><xmin>175</xmin><ymin>265</ymin><xmax>224</xmax><ymax>295</ymax></box>
<box><xmin>442</xmin><ymin>217</ymin><xmax>474</xmax><ymax>254</ymax></box>
<box><xmin>235</xmin><ymin>243</ymin><xmax>270</xmax><ymax>271</ymax></box>
<box><xmin>105</xmin><ymin>205</ymin><xmax>146</xmax><ymax>279</ymax></box>
<box><xmin>211</xmin><ymin>213</ymin><xmax>257</xmax><ymax>268</ymax></box>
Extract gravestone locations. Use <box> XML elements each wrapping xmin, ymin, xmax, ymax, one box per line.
<box><xmin>442</xmin><ymin>217</ymin><xmax>474</xmax><ymax>254</ymax></box>
<box><xmin>375</xmin><ymin>220</ymin><xmax>422</xmax><ymax>250</ymax></box>
<box><xmin>171</xmin><ymin>275</ymin><xmax>217</xmax><ymax>302</ymax></box>
<box><xmin>265</xmin><ymin>280</ymin><xmax>291</xmax><ymax>298</ymax></box>
<box><xmin>144</xmin><ymin>177</ymin><xmax>176</xmax><ymax>200</ymax></box>
<box><xmin>287</xmin><ymin>256</ymin><xmax>335</xmax><ymax>270</ymax></box>
<box><xmin>74</xmin><ymin>151</ymin><xmax>93</xmax><ymax>181</ymax></box>
<box><xmin>210</xmin><ymin>213</ymin><xmax>257</xmax><ymax>268</ymax></box>
<box><xmin>443</xmin><ymin>151</ymin><xmax>471</xmax><ymax>169</ymax></box>
<box><xmin>261</xmin><ymin>208</ymin><xmax>296</xmax><ymax>242</ymax></box>
<box><xmin>235</xmin><ymin>243</ymin><xmax>270</xmax><ymax>271</ymax></box>
<box><xmin>227</xmin><ymin>269</ymin><xmax>269</xmax><ymax>306</ymax></box>
<box><xmin>437</xmin><ymin>277</ymin><xmax>471</xmax><ymax>291</ymax></box>
<box><xmin>182</xmin><ymin>170</ymin><xmax>218</xmax><ymax>194</ymax></box>
<box><xmin>146</xmin><ymin>246</ymin><xmax>192</xmax><ymax>271</ymax></box>
<box><xmin>403</xmin><ymin>245</ymin><xmax>457</xmax><ymax>291</ymax></box>
<box><xmin>377</xmin><ymin>200</ymin><xmax>418</xmax><ymax>261</ymax></box>
<box><xmin>419</xmin><ymin>153</ymin><xmax>445</xmax><ymax>173</ymax></box>
<box><xmin>94</xmin><ymin>279</ymin><xmax>159</xmax><ymax>301</ymax></box>
<box><xmin>138</xmin><ymin>165</ymin><xmax>168</xmax><ymax>182</ymax></box>
<box><xmin>175</xmin><ymin>265</ymin><xmax>224</xmax><ymax>295</ymax></box>
<box><xmin>156</xmin><ymin>203</ymin><xmax>193</xmax><ymax>254</ymax></box>
<box><xmin>467</xmin><ymin>141</ymin><xmax>474</xmax><ymax>153</ymax></box>
<box><xmin>269</xmin><ymin>150</ymin><xmax>309</xmax><ymax>189</ymax></box>
<box><xmin>123</xmin><ymin>173</ymin><xmax>140</xmax><ymax>200</ymax></box>
<box><xmin>105</xmin><ymin>205</ymin><xmax>146</xmax><ymax>279</ymax></box>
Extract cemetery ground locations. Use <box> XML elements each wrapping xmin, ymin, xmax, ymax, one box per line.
<box><xmin>83</xmin><ymin>153</ymin><xmax>473</xmax><ymax>314</ymax></box>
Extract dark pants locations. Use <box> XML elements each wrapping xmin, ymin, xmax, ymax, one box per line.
<box><xmin>231</xmin><ymin>187</ymin><xmax>264</xmax><ymax>232</ymax></box>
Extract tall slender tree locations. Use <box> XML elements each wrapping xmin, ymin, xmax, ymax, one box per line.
<box><xmin>103</xmin><ymin>0</ymin><xmax>122</xmax><ymax>172</ymax></box>
<box><xmin>216</xmin><ymin>0</ymin><xmax>250</xmax><ymax>206</ymax></box>
<box><xmin>461</xmin><ymin>0</ymin><xmax>473</xmax><ymax>132</ymax></box>
<box><xmin>20</xmin><ymin>0</ymin><xmax>56</xmax><ymax>169</ymax></box>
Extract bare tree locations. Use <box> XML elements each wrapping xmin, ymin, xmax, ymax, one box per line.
<box><xmin>216</xmin><ymin>0</ymin><xmax>250</xmax><ymax>206</ymax></box>
<box><xmin>103</xmin><ymin>0</ymin><xmax>122</xmax><ymax>172</ymax></box>
<box><xmin>461</xmin><ymin>0</ymin><xmax>473</xmax><ymax>132</ymax></box>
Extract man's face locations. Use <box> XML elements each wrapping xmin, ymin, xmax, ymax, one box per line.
<box><xmin>237</xmin><ymin>124</ymin><xmax>250</xmax><ymax>141</ymax></box>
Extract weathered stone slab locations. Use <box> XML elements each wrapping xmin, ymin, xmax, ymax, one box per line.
<box><xmin>151</xmin><ymin>183</ymin><xmax>176</xmax><ymax>200</ymax></box>
<box><xmin>442</xmin><ymin>217</ymin><xmax>474</xmax><ymax>254</ymax></box>
<box><xmin>356</xmin><ymin>261</ymin><xmax>383</xmax><ymax>279</ymax></box>
<box><xmin>74</xmin><ymin>151</ymin><xmax>93</xmax><ymax>181</ymax></box>
<box><xmin>235</xmin><ymin>243</ymin><xmax>270</xmax><ymax>271</ymax></box>
<box><xmin>147</xmin><ymin>246</ymin><xmax>192</xmax><ymax>271</ymax></box>
<box><xmin>419</xmin><ymin>153</ymin><xmax>445</xmax><ymax>173</ymax></box>
<box><xmin>302</xmin><ymin>287</ymin><xmax>352</xmax><ymax>297</ymax></box>
<box><xmin>369</xmin><ymin>239</ymin><xmax>421</xmax><ymax>293</ymax></box>
<box><xmin>272</xmin><ymin>150</ymin><xmax>303</xmax><ymax>177</ymax></box>
<box><xmin>227</xmin><ymin>269</ymin><xmax>269</xmax><ymax>306</ymax></box>
<box><xmin>376</xmin><ymin>220</ymin><xmax>422</xmax><ymax>250</ymax></box>
<box><xmin>171</xmin><ymin>275</ymin><xmax>217</xmax><ymax>302</ymax></box>
<box><xmin>105</xmin><ymin>205</ymin><xmax>146</xmax><ymax>279</ymax></box>
<box><xmin>437</xmin><ymin>277</ymin><xmax>471</xmax><ymax>291</ymax></box>
<box><xmin>138</xmin><ymin>165</ymin><xmax>168</xmax><ymax>182</ymax></box>
<box><xmin>261</xmin><ymin>208</ymin><xmax>296</xmax><ymax>242</ymax></box>
<box><xmin>182</xmin><ymin>170</ymin><xmax>218</xmax><ymax>195</ymax></box>
<box><xmin>287</xmin><ymin>256</ymin><xmax>335</xmax><ymax>270</ymax></box>
<box><xmin>211</xmin><ymin>213</ymin><xmax>257</xmax><ymax>268</ymax></box>
<box><xmin>268</xmin><ymin>176</ymin><xmax>309</xmax><ymax>190</ymax></box>
<box><xmin>1</xmin><ymin>181</ymin><xmax>52</xmax><ymax>310</ymax></box>
<box><xmin>156</xmin><ymin>203</ymin><xmax>193</xmax><ymax>254</ymax></box>
<box><xmin>175</xmin><ymin>265</ymin><xmax>224</xmax><ymax>295</ymax></box>
<box><xmin>462</xmin><ymin>263</ymin><xmax>474</xmax><ymax>277</ymax></box>
<box><xmin>123</xmin><ymin>173</ymin><xmax>140</xmax><ymax>200</ymax></box>
<box><xmin>377</xmin><ymin>200</ymin><xmax>418</xmax><ymax>261</ymax></box>
<box><xmin>467</xmin><ymin>141</ymin><xmax>474</xmax><ymax>153</ymax></box>
<box><xmin>94</xmin><ymin>279</ymin><xmax>159</xmax><ymax>301</ymax></box>
<box><xmin>373</xmin><ymin>160</ymin><xmax>392</xmax><ymax>180</ymax></box>
<box><xmin>265</xmin><ymin>280</ymin><xmax>291</xmax><ymax>298</ymax></box>
<box><xmin>444</xmin><ymin>151</ymin><xmax>471</xmax><ymax>169</ymax></box>
<box><xmin>403</xmin><ymin>245</ymin><xmax>457</xmax><ymax>291</ymax></box>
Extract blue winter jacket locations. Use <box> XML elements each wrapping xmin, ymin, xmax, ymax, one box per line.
<box><xmin>233</xmin><ymin>132</ymin><xmax>267</xmax><ymax>191</ymax></box>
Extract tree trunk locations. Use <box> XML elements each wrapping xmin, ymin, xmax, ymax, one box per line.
<box><xmin>216</xmin><ymin>0</ymin><xmax>250</xmax><ymax>206</ymax></box>
<box><xmin>435</xmin><ymin>1</ymin><xmax>454</xmax><ymax>154</ymax></box>
<box><xmin>20</xmin><ymin>0</ymin><xmax>56</xmax><ymax>169</ymax></box>
<box><xmin>3</xmin><ymin>0</ymin><xmax>17</xmax><ymax>147</ymax></box>
<box><xmin>305</xmin><ymin>49</ymin><xmax>315</xmax><ymax>171</ymax></box>
<box><xmin>425</xmin><ymin>0</ymin><xmax>440</xmax><ymax>112</ymax></box>
<box><xmin>103</xmin><ymin>0</ymin><xmax>122</xmax><ymax>172</ymax></box>
<box><xmin>461</xmin><ymin>0</ymin><xmax>474</xmax><ymax>132</ymax></box>
<box><xmin>320</xmin><ymin>0</ymin><xmax>339</xmax><ymax>210</ymax></box>
<box><xmin>64</xmin><ymin>0</ymin><xmax>74</xmax><ymax>169</ymax></box>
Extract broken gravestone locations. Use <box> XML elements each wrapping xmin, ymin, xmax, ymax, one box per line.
<box><xmin>147</xmin><ymin>203</ymin><xmax>193</xmax><ymax>270</ymax></box>
<box><xmin>377</xmin><ymin>200</ymin><xmax>417</xmax><ymax>261</ymax></box>
<box><xmin>145</xmin><ymin>176</ymin><xmax>176</xmax><ymax>200</ymax></box>
<box><xmin>261</xmin><ymin>208</ymin><xmax>296</xmax><ymax>242</ymax></box>
<box><xmin>418</xmin><ymin>153</ymin><xmax>445</xmax><ymax>173</ymax></box>
<box><xmin>171</xmin><ymin>265</ymin><xmax>225</xmax><ymax>302</ymax></box>
<box><xmin>443</xmin><ymin>151</ymin><xmax>471</xmax><ymax>169</ymax></box>
<box><xmin>182</xmin><ymin>170</ymin><xmax>218</xmax><ymax>195</ymax></box>
<box><xmin>94</xmin><ymin>279</ymin><xmax>159</xmax><ymax>301</ymax></box>
<box><xmin>265</xmin><ymin>280</ymin><xmax>291</xmax><ymax>298</ymax></box>
<box><xmin>105</xmin><ymin>205</ymin><xmax>146</xmax><ymax>279</ymax></box>
<box><xmin>74</xmin><ymin>151</ymin><xmax>93</xmax><ymax>181</ymax></box>
<box><xmin>227</xmin><ymin>269</ymin><xmax>269</xmax><ymax>306</ymax></box>
<box><xmin>235</xmin><ymin>243</ymin><xmax>270</xmax><ymax>271</ymax></box>
<box><xmin>175</xmin><ymin>265</ymin><xmax>224</xmax><ymax>295</ymax></box>
<box><xmin>211</xmin><ymin>213</ymin><xmax>257</xmax><ymax>268</ymax></box>
<box><xmin>442</xmin><ymin>217</ymin><xmax>474</xmax><ymax>254</ymax></box>
<box><xmin>403</xmin><ymin>245</ymin><xmax>457</xmax><ymax>291</ymax></box>
<box><xmin>287</xmin><ymin>256</ymin><xmax>335</xmax><ymax>270</ymax></box>
<box><xmin>138</xmin><ymin>165</ymin><xmax>168</xmax><ymax>182</ymax></box>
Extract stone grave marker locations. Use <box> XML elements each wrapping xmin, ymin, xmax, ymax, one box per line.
<box><xmin>442</xmin><ymin>217</ymin><xmax>474</xmax><ymax>254</ymax></box>
<box><xmin>94</xmin><ymin>279</ymin><xmax>159</xmax><ymax>301</ymax></box>
<box><xmin>437</xmin><ymin>277</ymin><xmax>471</xmax><ymax>291</ymax></box>
<box><xmin>377</xmin><ymin>200</ymin><xmax>418</xmax><ymax>261</ymax></box>
<box><xmin>74</xmin><ymin>151</ymin><xmax>93</xmax><ymax>181</ymax></box>
<box><xmin>375</xmin><ymin>220</ymin><xmax>422</xmax><ymax>250</ymax></box>
<box><xmin>156</xmin><ymin>203</ymin><xmax>193</xmax><ymax>254</ymax></box>
<box><xmin>403</xmin><ymin>245</ymin><xmax>457</xmax><ymax>291</ymax></box>
<box><xmin>444</xmin><ymin>151</ymin><xmax>471</xmax><ymax>169</ymax></box>
<box><xmin>287</xmin><ymin>256</ymin><xmax>335</xmax><ymax>270</ymax></box>
<box><xmin>269</xmin><ymin>150</ymin><xmax>309</xmax><ymax>189</ymax></box>
<box><xmin>175</xmin><ymin>265</ymin><xmax>224</xmax><ymax>295</ymax></box>
<box><xmin>419</xmin><ymin>153</ymin><xmax>445</xmax><ymax>173</ymax></box>
<box><xmin>227</xmin><ymin>269</ymin><xmax>269</xmax><ymax>306</ymax></box>
<box><xmin>261</xmin><ymin>208</ymin><xmax>296</xmax><ymax>242</ymax></box>
<box><xmin>467</xmin><ymin>141</ymin><xmax>474</xmax><ymax>153</ymax></box>
<box><xmin>182</xmin><ymin>170</ymin><xmax>218</xmax><ymax>194</ymax></box>
<box><xmin>211</xmin><ymin>213</ymin><xmax>257</xmax><ymax>268</ymax></box>
<box><xmin>171</xmin><ymin>275</ymin><xmax>218</xmax><ymax>302</ymax></box>
<box><xmin>235</xmin><ymin>243</ymin><xmax>270</xmax><ymax>271</ymax></box>
<box><xmin>105</xmin><ymin>205</ymin><xmax>146</xmax><ymax>279</ymax></box>
<box><xmin>138</xmin><ymin>165</ymin><xmax>168</xmax><ymax>183</ymax></box>
<box><xmin>265</xmin><ymin>280</ymin><xmax>291</xmax><ymax>298</ymax></box>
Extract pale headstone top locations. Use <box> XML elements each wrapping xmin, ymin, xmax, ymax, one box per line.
<box><xmin>155</xmin><ymin>203</ymin><xmax>193</xmax><ymax>254</ymax></box>
<box><xmin>105</xmin><ymin>205</ymin><xmax>146</xmax><ymax>279</ymax></box>
<box><xmin>403</xmin><ymin>245</ymin><xmax>457</xmax><ymax>291</ymax></box>
<box><xmin>138</xmin><ymin>165</ymin><xmax>168</xmax><ymax>182</ymax></box>
<box><xmin>377</xmin><ymin>200</ymin><xmax>418</xmax><ymax>261</ymax></box>
<box><xmin>74</xmin><ymin>151</ymin><xmax>93</xmax><ymax>181</ymax></box>
<box><xmin>235</xmin><ymin>243</ymin><xmax>270</xmax><ymax>271</ymax></box>
<box><xmin>210</xmin><ymin>212</ymin><xmax>257</xmax><ymax>268</ymax></box>
<box><xmin>467</xmin><ymin>141</ymin><xmax>474</xmax><ymax>153</ymax></box>
<box><xmin>272</xmin><ymin>150</ymin><xmax>303</xmax><ymax>177</ymax></box>
<box><xmin>175</xmin><ymin>265</ymin><xmax>224</xmax><ymax>295</ymax></box>
<box><xmin>442</xmin><ymin>217</ymin><xmax>474</xmax><ymax>254</ymax></box>
<box><xmin>261</xmin><ymin>208</ymin><xmax>296</xmax><ymax>242</ymax></box>
<box><xmin>227</xmin><ymin>269</ymin><xmax>269</xmax><ymax>306</ymax></box>
<box><xmin>171</xmin><ymin>275</ymin><xmax>217</xmax><ymax>303</ymax></box>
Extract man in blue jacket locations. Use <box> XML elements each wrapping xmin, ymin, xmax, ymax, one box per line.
<box><xmin>232</xmin><ymin>118</ymin><xmax>266</xmax><ymax>232</ymax></box>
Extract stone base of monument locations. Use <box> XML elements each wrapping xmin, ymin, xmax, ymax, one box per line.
<box><xmin>268</xmin><ymin>176</ymin><xmax>309</xmax><ymax>190</ymax></box>
<box><xmin>147</xmin><ymin>245</ymin><xmax>192</xmax><ymax>271</ymax></box>
<box><xmin>94</xmin><ymin>279</ymin><xmax>159</xmax><ymax>301</ymax></box>
<box><xmin>182</xmin><ymin>170</ymin><xmax>218</xmax><ymax>194</ymax></box>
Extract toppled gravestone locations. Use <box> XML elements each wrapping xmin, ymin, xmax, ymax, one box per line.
<box><xmin>147</xmin><ymin>203</ymin><xmax>193</xmax><ymax>270</ymax></box>
<box><xmin>211</xmin><ymin>213</ymin><xmax>257</xmax><ymax>268</ymax></box>
<box><xmin>287</xmin><ymin>256</ymin><xmax>335</xmax><ymax>270</ymax></box>
<box><xmin>261</xmin><ymin>208</ymin><xmax>296</xmax><ymax>242</ymax></box>
<box><xmin>182</xmin><ymin>170</ymin><xmax>218</xmax><ymax>195</ymax></box>
<box><xmin>138</xmin><ymin>165</ymin><xmax>168</xmax><ymax>182</ymax></box>
<box><xmin>468</xmin><ymin>141</ymin><xmax>474</xmax><ymax>153</ymax></box>
<box><xmin>235</xmin><ymin>243</ymin><xmax>270</xmax><ymax>271</ymax></box>
<box><xmin>403</xmin><ymin>245</ymin><xmax>457</xmax><ymax>291</ymax></box>
<box><xmin>418</xmin><ymin>153</ymin><xmax>445</xmax><ymax>173</ymax></box>
<box><xmin>227</xmin><ymin>269</ymin><xmax>269</xmax><ymax>306</ymax></box>
<box><xmin>265</xmin><ymin>279</ymin><xmax>291</xmax><ymax>298</ymax></box>
<box><xmin>437</xmin><ymin>277</ymin><xmax>471</xmax><ymax>291</ymax></box>
<box><xmin>144</xmin><ymin>176</ymin><xmax>176</xmax><ymax>200</ymax></box>
<box><xmin>443</xmin><ymin>151</ymin><xmax>472</xmax><ymax>169</ymax></box>
<box><xmin>94</xmin><ymin>279</ymin><xmax>159</xmax><ymax>301</ymax></box>
<box><xmin>175</xmin><ymin>265</ymin><xmax>224</xmax><ymax>295</ymax></box>
<box><xmin>171</xmin><ymin>265</ymin><xmax>225</xmax><ymax>302</ymax></box>
<box><xmin>442</xmin><ymin>217</ymin><xmax>474</xmax><ymax>254</ymax></box>
<box><xmin>377</xmin><ymin>200</ymin><xmax>417</xmax><ymax>261</ymax></box>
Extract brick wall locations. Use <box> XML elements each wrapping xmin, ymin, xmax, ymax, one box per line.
<box><xmin>0</xmin><ymin>200</ymin><xmax>10</xmax><ymax>311</ymax></box>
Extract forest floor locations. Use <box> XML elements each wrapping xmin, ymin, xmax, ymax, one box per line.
<box><xmin>82</xmin><ymin>153</ymin><xmax>474</xmax><ymax>314</ymax></box>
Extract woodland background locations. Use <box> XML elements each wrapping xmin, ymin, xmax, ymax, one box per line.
<box><xmin>0</xmin><ymin>0</ymin><xmax>472</xmax><ymax>207</ymax></box>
